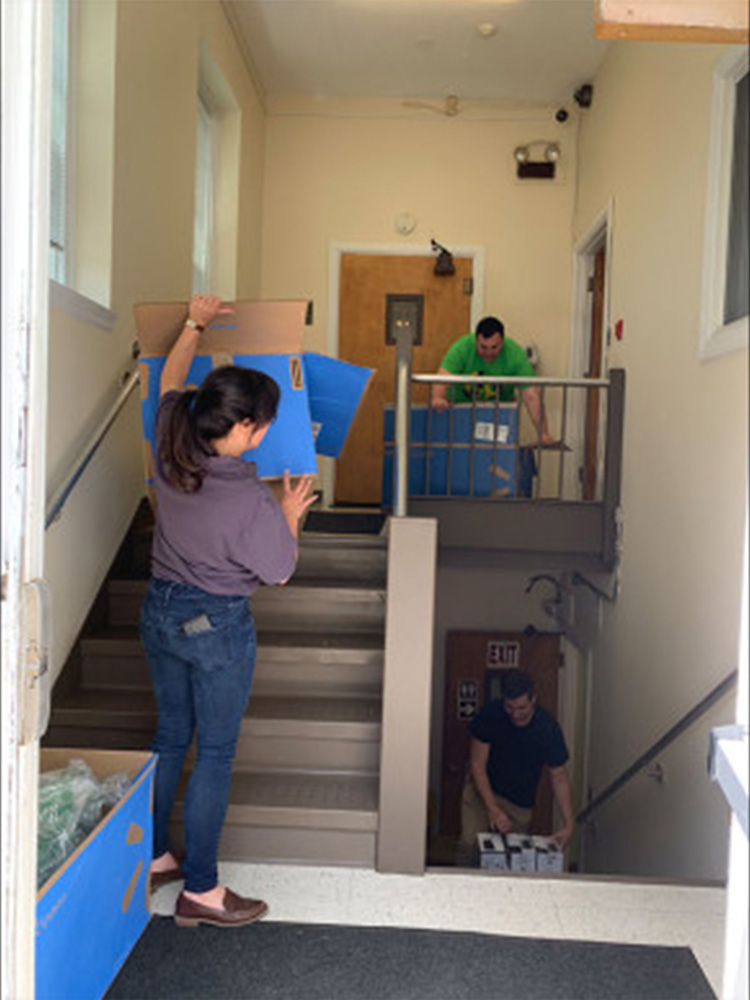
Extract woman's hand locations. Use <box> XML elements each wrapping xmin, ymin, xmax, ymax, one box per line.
<box><xmin>280</xmin><ymin>472</ymin><xmax>317</xmax><ymax>538</ymax></box>
<box><xmin>188</xmin><ymin>293</ymin><xmax>233</xmax><ymax>329</ymax></box>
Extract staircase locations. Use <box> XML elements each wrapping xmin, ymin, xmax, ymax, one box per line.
<box><xmin>43</xmin><ymin>502</ymin><xmax>389</xmax><ymax>867</ymax></box>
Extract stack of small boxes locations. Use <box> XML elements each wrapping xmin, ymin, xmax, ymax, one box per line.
<box><xmin>477</xmin><ymin>832</ymin><xmax>564</xmax><ymax>873</ymax></box>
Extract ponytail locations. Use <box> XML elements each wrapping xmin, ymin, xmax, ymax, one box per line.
<box><xmin>158</xmin><ymin>367</ymin><xmax>280</xmax><ymax>493</ymax></box>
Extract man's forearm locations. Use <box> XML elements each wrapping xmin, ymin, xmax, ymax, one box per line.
<box><xmin>551</xmin><ymin>770</ymin><xmax>574</xmax><ymax>831</ymax></box>
<box><xmin>521</xmin><ymin>386</ymin><xmax>552</xmax><ymax>442</ymax></box>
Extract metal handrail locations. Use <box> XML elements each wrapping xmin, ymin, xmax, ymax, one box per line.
<box><xmin>393</xmin><ymin>372</ymin><xmax>614</xmax><ymax>515</ymax></box>
<box><xmin>412</xmin><ymin>374</ymin><xmax>611</xmax><ymax>388</ymax></box>
<box><xmin>577</xmin><ymin>669</ymin><xmax>739</xmax><ymax>825</ymax></box>
<box><xmin>45</xmin><ymin>369</ymin><xmax>141</xmax><ymax>529</ymax></box>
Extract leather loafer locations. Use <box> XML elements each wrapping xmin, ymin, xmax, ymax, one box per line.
<box><xmin>150</xmin><ymin>866</ymin><xmax>184</xmax><ymax>893</ymax></box>
<box><xmin>174</xmin><ymin>888</ymin><xmax>268</xmax><ymax>928</ymax></box>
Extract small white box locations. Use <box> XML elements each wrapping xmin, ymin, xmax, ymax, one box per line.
<box><xmin>506</xmin><ymin>833</ymin><xmax>536</xmax><ymax>872</ymax></box>
<box><xmin>532</xmin><ymin>835</ymin><xmax>565</xmax><ymax>873</ymax></box>
<box><xmin>477</xmin><ymin>833</ymin><xmax>509</xmax><ymax>870</ymax></box>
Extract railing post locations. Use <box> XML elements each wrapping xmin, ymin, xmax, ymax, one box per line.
<box><xmin>392</xmin><ymin>327</ymin><xmax>414</xmax><ymax>518</ymax></box>
<box><xmin>602</xmin><ymin>368</ymin><xmax>626</xmax><ymax>569</ymax></box>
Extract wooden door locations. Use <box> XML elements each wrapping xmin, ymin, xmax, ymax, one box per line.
<box><xmin>336</xmin><ymin>253</ymin><xmax>474</xmax><ymax>505</ymax></box>
<box><xmin>440</xmin><ymin>630</ymin><xmax>562</xmax><ymax>837</ymax></box>
<box><xmin>583</xmin><ymin>246</ymin><xmax>606</xmax><ymax>500</ymax></box>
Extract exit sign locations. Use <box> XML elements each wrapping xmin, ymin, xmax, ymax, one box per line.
<box><xmin>486</xmin><ymin>641</ymin><xmax>520</xmax><ymax>668</ymax></box>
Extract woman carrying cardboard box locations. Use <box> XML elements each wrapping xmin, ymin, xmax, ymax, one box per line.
<box><xmin>141</xmin><ymin>293</ymin><xmax>315</xmax><ymax>928</ymax></box>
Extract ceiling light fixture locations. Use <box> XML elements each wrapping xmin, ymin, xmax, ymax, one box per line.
<box><xmin>476</xmin><ymin>22</ymin><xmax>497</xmax><ymax>38</ymax></box>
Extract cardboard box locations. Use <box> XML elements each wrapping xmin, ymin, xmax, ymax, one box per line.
<box><xmin>477</xmin><ymin>832</ymin><xmax>510</xmax><ymax>870</ymax></box>
<box><xmin>134</xmin><ymin>301</ymin><xmax>373</xmax><ymax>484</ymax></box>
<box><xmin>505</xmin><ymin>832</ymin><xmax>536</xmax><ymax>872</ymax></box>
<box><xmin>36</xmin><ymin>749</ymin><xmax>156</xmax><ymax>1000</ymax></box>
<box><xmin>382</xmin><ymin>403</ymin><xmax>527</xmax><ymax>505</ymax></box>
<box><xmin>532</xmin><ymin>835</ymin><xmax>565</xmax><ymax>873</ymax></box>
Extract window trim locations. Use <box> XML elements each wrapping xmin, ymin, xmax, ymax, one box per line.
<box><xmin>699</xmin><ymin>47</ymin><xmax>749</xmax><ymax>362</ymax></box>
<box><xmin>49</xmin><ymin>280</ymin><xmax>116</xmax><ymax>331</ymax></box>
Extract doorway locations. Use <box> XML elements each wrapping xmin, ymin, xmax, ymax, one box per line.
<box><xmin>566</xmin><ymin>205</ymin><xmax>612</xmax><ymax>501</ymax></box>
<box><xmin>324</xmin><ymin>244</ymin><xmax>485</xmax><ymax>507</ymax></box>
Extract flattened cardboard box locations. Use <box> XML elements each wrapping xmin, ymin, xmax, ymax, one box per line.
<box><xmin>36</xmin><ymin>749</ymin><xmax>156</xmax><ymax>1000</ymax></box>
<box><xmin>134</xmin><ymin>301</ymin><xmax>373</xmax><ymax>484</ymax></box>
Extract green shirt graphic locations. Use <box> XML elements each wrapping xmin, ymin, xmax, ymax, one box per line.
<box><xmin>440</xmin><ymin>333</ymin><xmax>534</xmax><ymax>402</ymax></box>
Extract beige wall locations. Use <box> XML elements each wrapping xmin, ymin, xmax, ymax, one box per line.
<box><xmin>45</xmin><ymin>0</ymin><xmax>266</xmax><ymax>683</ymax></box>
<box><xmin>260</xmin><ymin>97</ymin><xmax>577</xmax><ymax>378</ymax></box>
<box><xmin>573</xmin><ymin>41</ymin><xmax>748</xmax><ymax>879</ymax></box>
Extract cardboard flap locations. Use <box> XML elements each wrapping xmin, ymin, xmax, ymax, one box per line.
<box><xmin>133</xmin><ymin>300</ymin><xmax>310</xmax><ymax>357</ymax></box>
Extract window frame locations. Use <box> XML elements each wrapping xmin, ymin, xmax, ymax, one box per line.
<box><xmin>699</xmin><ymin>47</ymin><xmax>749</xmax><ymax>362</ymax></box>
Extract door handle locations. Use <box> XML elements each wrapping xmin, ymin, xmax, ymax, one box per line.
<box><xmin>20</xmin><ymin>578</ymin><xmax>52</xmax><ymax>745</ymax></box>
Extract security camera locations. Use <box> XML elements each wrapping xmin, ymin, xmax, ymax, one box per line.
<box><xmin>555</xmin><ymin>108</ymin><xmax>569</xmax><ymax>123</ymax></box>
<box><xmin>573</xmin><ymin>84</ymin><xmax>593</xmax><ymax>109</ymax></box>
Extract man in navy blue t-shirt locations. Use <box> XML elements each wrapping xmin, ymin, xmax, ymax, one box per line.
<box><xmin>459</xmin><ymin>669</ymin><xmax>574</xmax><ymax>865</ymax></box>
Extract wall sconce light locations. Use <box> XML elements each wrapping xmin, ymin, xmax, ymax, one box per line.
<box><xmin>514</xmin><ymin>142</ymin><xmax>561</xmax><ymax>179</ymax></box>
<box><xmin>431</xmin><ymin>238</ymin><xmax>456</xmax><ymax>276</ymax></box>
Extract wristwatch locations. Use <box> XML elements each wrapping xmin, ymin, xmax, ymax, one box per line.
<box><xmin>185</xmin><ymin>318</ymin><xmax>205</xmax><ymax>333</ymax></box>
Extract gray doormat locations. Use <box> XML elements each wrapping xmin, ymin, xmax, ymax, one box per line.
<box><xmin>105</xmin><ymin>919</ymin><xmax>715</xmax><ymax>1000</ymax></box>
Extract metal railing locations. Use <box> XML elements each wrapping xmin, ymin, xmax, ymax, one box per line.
<box><xmin>577</xmin><ymin>669</ymin><xmax>739</xmax><ymax>825</ymax></box>
<box><xmin>45</xmin><ymin>369</ymin><xmax>141</xmax><ymax>529</ymax></box>
<box><xmin>390</xmin><ymin>371</ymin><xmax>619</xmax><ymax>517</ymax></box>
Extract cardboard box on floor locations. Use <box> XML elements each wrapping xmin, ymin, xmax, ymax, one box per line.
<box><xmin>36</xmin><ymin>749</ymin><xmax>156</xmax><ymax>1000</ymax></box>
<box><xmin>133</xmin><ymin>301</ymin><xmax>374</xmax><ymax>494</ymax></box>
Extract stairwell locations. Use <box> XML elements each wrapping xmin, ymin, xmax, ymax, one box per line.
<box><xmin>43</xmin><ymin>502</ymin><xmax>388</xmax><ymax>867</ymax></box>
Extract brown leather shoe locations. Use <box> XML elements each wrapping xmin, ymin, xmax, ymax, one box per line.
<box><xmin>150</xmin><ymin>866</ymin><xmax>184</xmax><ymax>893</ymax></box>
<box><xmin>174</xmin><ymin>888</ymin><xmax>268</xmax><ymax>928</ymax></box>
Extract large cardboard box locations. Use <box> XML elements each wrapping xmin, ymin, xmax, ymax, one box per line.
<box><xmin>382</xmin><ymin>403</ymin><xmax>529</xmax><ymax>506</ymax></box>
<box><xmin>134</xmin><ymin>301</ymin><xmax>373</xmax><ymax>486</ymax></box>
<box><xmin>36</xmin><ymin>749</ymin><xmax>156</xmax><ymax>1000</ymax></box>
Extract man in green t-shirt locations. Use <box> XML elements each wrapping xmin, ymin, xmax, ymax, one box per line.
<box><xmin>431</xmin><ymin>316</ymin><xmax>553</xmax><ymax>444</ymax></box>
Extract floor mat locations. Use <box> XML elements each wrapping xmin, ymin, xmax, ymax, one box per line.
<box><xmin>106</xmin><ymin>919</ymin><xmax>715</xmax><ymax>1000</ymax></box>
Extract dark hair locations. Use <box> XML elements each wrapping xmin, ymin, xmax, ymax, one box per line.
<box><xmin>475</xmin><ymin>316</ymin><xmax>505</xmax><ymax>340</ymax></box>
<box><xmin>501</xmin><ymin>669</ymin><xmax>535</xmax><ymax>702</ymax></box>
<box><xmin>159</xmin><ymin>365</ymin><xmax>280</xmax><ymax>493</ymax></box>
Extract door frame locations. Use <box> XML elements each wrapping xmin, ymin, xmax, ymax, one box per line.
<box><xmin>2</xmin><ymin>0</ymin><xmax>52</xmax><ymax>996</ymax></box>
<box><xmin>566</xmin><ymin>201</ymin><xmax>614</xmax><ymax>501</ymax></box>
<box><xmin>323</xmin><ymin>241</ymin><xmax>487</xmax><ymax>508</ymax></box>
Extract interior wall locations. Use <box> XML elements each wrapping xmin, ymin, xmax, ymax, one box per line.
<box><xmin>45</xmin><ymin>0</ymin><xmax>266</xmax><ymax>684</ymax></box>
<box><xmin>260</xmin><ymin>96</ymin><xmax>578</xmax><ymax>381</ymax></box>
<box><xmin>572</xmin><ymin>41</ymin><xmax>748</xmax><ymax>880</ymax></box>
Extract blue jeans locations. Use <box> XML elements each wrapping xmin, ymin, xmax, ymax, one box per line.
<box><xmin>139</xmin><ymin>578</ymin><xmax>256</xmax><ymax>893</ymax></box>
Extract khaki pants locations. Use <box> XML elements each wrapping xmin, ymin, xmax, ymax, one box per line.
<box><xmin>457</xmin><ymin>777</ymin><xmax>533</xmax><ymax>867</ymax></box>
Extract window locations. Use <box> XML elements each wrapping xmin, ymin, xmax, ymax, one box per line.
<box><xmin>192</xmin><ymin>44</ymin><xmax>241</xmax><ymax>299</ymax></box>
<box><xmin>48</xmin><ymin>0</ymin><xmax>116</xmax><ymax>322</ymax></box>
<box><xmin>193</xmin><ymin>91</ymin><xmax>218</xmax><ymax>294</ymax></box>
<box><xmin>50</xmin><ymin>0</ymin><xmax>72</xmax><ymax>285</ymax></box>
<box><xmin>700</xmin><ymin>49</ymin><xmax>749</xmax><ymax>360</ymax></box>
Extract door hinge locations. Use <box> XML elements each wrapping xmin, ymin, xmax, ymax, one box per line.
<box><xmin>462</xmin><ymin>278</ymin><xmax>474</xmax><ymax>296</ymax></box>
<box><xmin>20</xmin><ymin>578</ymin><xmax>52</xmax><ymax>745</ymax></box>
<box><xmin>587</xmin><ymin>275</ymin><xmax>595</xmax><ymax>293</ymax></box>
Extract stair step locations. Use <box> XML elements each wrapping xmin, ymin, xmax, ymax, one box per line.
<box><xmin>79</xmin><ymin>630</ymin><xmax>384</xmax><ymax>695</ymax></box>
<box><xmin>295</xmin><ymin>533</ymin><xmax>387</xmax><ymax>583</ymax></box>
<box><xmin>107</xmin><ymin>579</ymin><xmax>387</xmax><ymax>632</ymax></box>
<box><xmin>45</xmin><ymin>691</ymin><xmax>382</xmax><ymax>772</ymax></box>
<box><xmin>172</xmin><ymin>771</ymin><xmax>379</xmax><ymax>866</ymax></box>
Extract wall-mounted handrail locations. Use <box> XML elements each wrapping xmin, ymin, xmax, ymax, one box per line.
<box><xmin>577</xmin><ymin>669</ymin><xmax>739</xmax><ymax>825</ymax></box>
<box><xmin>45</xmin><ymin>369</ymin><xmax>141</xmax><ymax>529</ymax></box>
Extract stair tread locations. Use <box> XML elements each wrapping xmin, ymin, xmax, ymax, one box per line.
<box><xmin>108</xmin><ymin>578</ymin><xmax>385</xmax><ymax>594</ymax></box>
<box><xmin>228</xmin><ymin>770</ymin><xmax>379</xmax><ymax>815</ymax></box>
<box><xmin>82</xmin><ymin>628</ymin><xmax>385</xmax><ymax>651</ymax></box>
<box><xmin>53</xmin><ymin>689</ymin><xmax>381</xmax><ymax>725</ymax></box>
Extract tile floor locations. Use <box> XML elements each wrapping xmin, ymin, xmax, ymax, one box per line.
<box><xmin>152</xmin><ymin>863</ymin><xmax>726</xmax><ymax>997</ymax></box>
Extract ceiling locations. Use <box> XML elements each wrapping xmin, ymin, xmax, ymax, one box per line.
<box><xmin>226</xmin><ymin>0</ymin><xmax>611</xmax><ymax>109</ymax></box>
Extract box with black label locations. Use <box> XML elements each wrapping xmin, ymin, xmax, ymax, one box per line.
<box><xmin>505</xmin><ymin>832</ymin><xmax>536</xmax><ymax>872</ymax></box>
<box><xmin>477</xmin><ymin>832</ymin><xmax>510</xmax><ymax>870</ymax></box>
<box><xmin>532</xmin><ymin>835</ymin><xmax>565</xmax><ymax>873</ymax></box>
